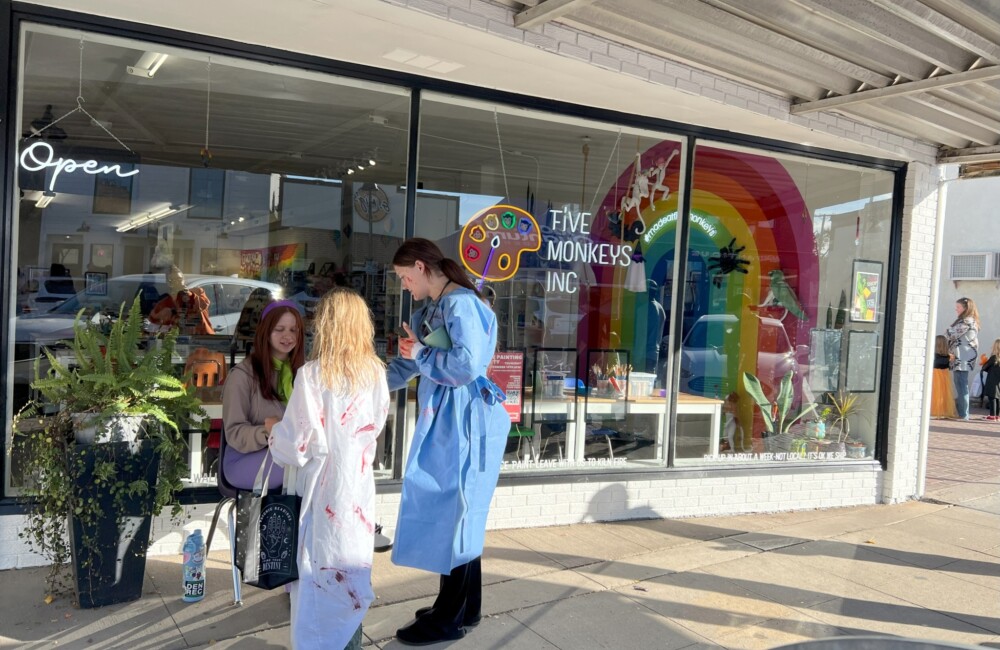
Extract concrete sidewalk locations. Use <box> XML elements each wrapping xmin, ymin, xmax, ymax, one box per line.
<box><xmin>2</xmin><ymin>419</ymin><xmax>999</xmax><ymax>649</ymax></box>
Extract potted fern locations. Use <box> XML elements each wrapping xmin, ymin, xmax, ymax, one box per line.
<box><xmin>13</xmin><ymin>295</ymin><xmax>205</xmax><ymax>607</ymax></box>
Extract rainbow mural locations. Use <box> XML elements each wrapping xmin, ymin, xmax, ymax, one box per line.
<box><xmin>580</xmin><ymin>142</ymin><xmax>819</xmax><ymax>447</ymax></box>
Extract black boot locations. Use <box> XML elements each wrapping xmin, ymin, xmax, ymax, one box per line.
<box><xmin>395</xmin><ymin>616</ymin><xmax>465</xmax><ymax>646</ymax></box>
<box><xmin>414</xmin><ymin>605</ymin><xmax>481</xmax><ymax>628</ymax></box>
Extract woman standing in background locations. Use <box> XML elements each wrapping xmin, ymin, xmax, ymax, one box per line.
<box><xmin>946</xmin><ymin>297</ymin><xmax>980</xmax><ymax>421</ymax></box>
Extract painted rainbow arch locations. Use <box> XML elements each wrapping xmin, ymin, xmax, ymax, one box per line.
<box><xmin>582</xmin><ymin>142</ymin><xmax>819</xmax><ymax>399</ymax></box>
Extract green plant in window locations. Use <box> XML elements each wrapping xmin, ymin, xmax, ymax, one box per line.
<box><xmin>825</xmin><ymin>389</ymin><xmax>867</xmax><ymax>443</ymax></box>
<box><xmin>12</xmin><ymin>295</ymin><xmax>205</xmax><ymax>602</ymax></box>
<box><xmin>742</xmin><ymin>371</ymin><xmax>815</xmax><ymax>435</ymax></box>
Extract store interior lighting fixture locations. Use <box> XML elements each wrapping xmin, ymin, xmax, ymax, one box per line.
<box><xmin>339</xmin><ymin>151</ymin><xmax>378</xmax><ymax>176</ymax></box>
<box><xmin>116</xmin><ymin>203</ymin><xmax>191</xmax><ymax>232</ymax></box>
<box><xmin>127</xmin><ymin>52</ymin><xmax>169</xmax><ymax>78</ymax></box>
<box><xmin>26</xmin><ymin>105</ymin><xmax>67</xmax><ymax>140</ymax></box>
<box><xmin>35</xmin><ymin>191</ymin><xmax>56</xmax><ymax>208</ymax></box>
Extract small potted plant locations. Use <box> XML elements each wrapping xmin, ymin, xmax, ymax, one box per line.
<box><xmin>13</xmin><ymin>296</ymin><xmax>205</xmax><ymax>607</ymax></box>
<box><xmin>824</xmin><ymin>389</ymin><xmax>867</xmax><ymax>456</ymax></box>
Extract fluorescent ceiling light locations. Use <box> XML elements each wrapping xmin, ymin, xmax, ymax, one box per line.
<box><xmin>381</xmin><ymin>48</ymin><xmax>463</xmax><ymax>75</ymax></box>
<box><xmin>116</xmin><ymin>203</ymin><xmax>192</xmax><ymax>232</ymax></box>
<box><xmin>127</xmin><ymin>52</ymin><xmax>168</xmax><ymax>78</ymax></box>
<box><xmin>35</xmin><ymin>191</ymin><xmax>55</xmax><ymax>208</ymax></box>
<box><xmin>407</xmin><ymin>55</ymin><xmax>439</xmax><ymax>69</ymax></box>
<box><xmin>382</xmin><ymin>48</ymin><xmax>418</xmax><ymax>64</ymax></box>
<box><xmin>428</xmin><ymin>61</ymin><xmax>463</xmax><ymax>74</ymax></box>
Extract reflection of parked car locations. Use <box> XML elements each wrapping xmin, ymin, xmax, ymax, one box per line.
<box><xmin>15</xmin><ymin>274</ymin><xmax>282</xmax><ymax>345</ymax></box>
<box><xmin>26</xmin><ymin>276</ymin><xmax>82</xmax><ymax>312</ymax></box>
<box><xmin>680</xmin><ymin>313</ymin><xmax>800</xmax><ymax>398</ymax></box>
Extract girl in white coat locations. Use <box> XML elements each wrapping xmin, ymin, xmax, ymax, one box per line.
<box><xmin>269</xmin><ymin>287</ymin><xmax>390</xmax><ymax>649</ymax></box>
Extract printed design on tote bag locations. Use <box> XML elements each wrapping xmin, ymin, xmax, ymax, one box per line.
<box><xmin>259</xmin><ymin>503</ymin><xmax>296</xmax><ymax>574</ymax></box>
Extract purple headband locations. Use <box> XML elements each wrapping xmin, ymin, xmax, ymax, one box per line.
<box><xmin>260</xmin><ymin>299</ymin><xmax>300</xmax><ymax>321</ymax></box>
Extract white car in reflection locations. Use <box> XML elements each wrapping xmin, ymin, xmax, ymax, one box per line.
<box><xmin>680</xmin><ymin>313</ymin><xmax>802</xmax><ymax>398</ymax></box>
<box><xmin>14</xmin><ymin>273</ymin><xmax>282</xmax><ymax>346</ymax></box>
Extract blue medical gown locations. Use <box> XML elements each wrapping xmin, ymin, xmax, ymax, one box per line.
<box><xmin>387</xmin><ymin>288</ymin><xmax>509</xmax><ymax>575</ymax></box>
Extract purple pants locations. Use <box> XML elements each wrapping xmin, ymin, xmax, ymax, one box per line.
<box><xmin>223</xmin><ymin>446</ymin><xmax>284</xmax><ymax>491</ymax></box>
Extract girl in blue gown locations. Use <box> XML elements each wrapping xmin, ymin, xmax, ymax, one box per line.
<box><xmin>387</xmin><ymin>238</ymin><xmax>509</xmax><ymax>646</ymax></box>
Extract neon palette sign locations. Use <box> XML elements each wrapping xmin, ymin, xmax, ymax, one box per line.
<box><xmin>19</xmin><ymin>141</ymin><xmax>139</xmax><ymax>192</ymax></box>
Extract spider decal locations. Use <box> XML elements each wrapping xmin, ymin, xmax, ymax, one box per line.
<box><xmin>708</xmin><ymin>238</ymin><xmax>750</xmax><ymax>288</ymax></box>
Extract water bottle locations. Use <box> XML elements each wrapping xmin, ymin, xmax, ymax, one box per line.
<box><xmin>182</xmin><ymin>529</ymin><xmax>206</xmax><ymax>603</ymax></box>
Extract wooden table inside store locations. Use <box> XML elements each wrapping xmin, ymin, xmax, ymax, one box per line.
<box><xmin>400</xmin><ymin>391</ymin><xmax>724</xmax><ymax>465</ymax></box>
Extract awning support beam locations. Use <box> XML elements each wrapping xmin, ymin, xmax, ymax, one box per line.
<box><xmin>515</xmin><ymin>0</ymin><xmax>597</xmax><ymax>29</ymax></box>
<box><xmin>938</xmin><ymin>144</ymin><xmax>1000</xmax><ymax>164</ymax></box>
<box><xmin>791</xmin><ymin>66</ymin><xmax>1000</xmax><ymax>115</ymax></box>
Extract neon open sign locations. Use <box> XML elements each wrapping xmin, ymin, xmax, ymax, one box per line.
<box><xmin>19</xmin><ymin>141</ymin><xmax>139</xmax><ymax>192</ymax></box>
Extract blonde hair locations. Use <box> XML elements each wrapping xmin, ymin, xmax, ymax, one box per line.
<box><xmin>992</xmin><ymin>339</ymin><xmax>1000</xmax><ymax>359</ymax></box>
<box><xmin>310</xmin><ymin>287</ymin><xmax>385</xmax><ymax>393</ymax></box>
<box><xmin>935</xmin><ymin>335</ymin><xmax>948</xmax><ymax>357</ymax></box>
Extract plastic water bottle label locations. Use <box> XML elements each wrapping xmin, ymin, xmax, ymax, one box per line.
<box><xmin>182</xmin><ymin>532</ymin><xmax>206</xmax><ymax>603</ymax></box>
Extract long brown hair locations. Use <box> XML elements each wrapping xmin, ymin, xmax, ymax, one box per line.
<box><xmin>935</xmin><ymin>335</ymin><xmax>948</xmax><ymax>357</ymax></box>
<box><xmin>392</xmin><ymin>238</ymin><xmax>484</xmax><ymax>301</ymax></box>
<box><xmin>953</xmin><ymin>297</ymin><xmax>981</xmax><ymax>329</ymax></box>
<box><xmin>251</xmin><ymin>304</ymin><xmax>306</xmax><ymax>401</ymax></box>
<box><xmin>311</xmin><ymin>287</ymin><xmax>385</xmax><ymax>393</ymax></box>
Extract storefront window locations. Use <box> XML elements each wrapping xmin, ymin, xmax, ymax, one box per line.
<box><xmin>6</xmin><ymin>24</ymin><xmax>410</xmax><ymax>493</ymax></box>
<box><xmin>677</xmin><ymin>142</ymin><xmax>894</xmax><ymax>464</ymax></box>
<box><xmin>413</xmin><ymin>93</ymin><xmax>687</xmax><ymax>472</ymax></box>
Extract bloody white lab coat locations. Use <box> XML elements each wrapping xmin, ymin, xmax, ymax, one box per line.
<box><xmin>270</xmin><ymin>362</ymin><xmax>389</xmax><ymax>650</ymax></box>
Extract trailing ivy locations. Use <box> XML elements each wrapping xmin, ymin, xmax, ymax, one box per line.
<box><xmin>12</xmin><ymin>295</ymin><xmax>206</xmax><ymax>600</ymax></box>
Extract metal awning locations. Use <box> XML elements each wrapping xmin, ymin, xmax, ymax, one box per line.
<box><xmin>513</xmin><ymin>0</ymin><xmax>1000</xmax><ymax>164</ymax></box>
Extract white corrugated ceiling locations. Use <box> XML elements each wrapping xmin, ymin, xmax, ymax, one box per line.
<box><xmin>514</xmin><ymin>0</ymin><xmax>1000</xmax><ymax>164</ymax></box>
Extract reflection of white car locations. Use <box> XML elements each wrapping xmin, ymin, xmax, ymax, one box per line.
<box><xmin>680</xmin><ymin>314</ymin><xmax>801</xmax><ymax>398</ymax></box>
<box><xmin>26</xmin><ymin>276</ymin><xmax>82</xmax><ymax>312</ymax></box>
<box><xmin>15</xmin><ymin>274</ymin><xmax>282</xmax><ymax>346</ymax></box>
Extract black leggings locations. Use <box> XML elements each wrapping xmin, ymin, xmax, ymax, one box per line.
<box><xmin>990</xmin><ymin>397</ymin><xmax>999</xmax><ymax>417</ymax></box>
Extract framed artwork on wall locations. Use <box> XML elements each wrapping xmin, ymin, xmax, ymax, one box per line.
<box><xmin>845</xmin><ymin>330</ymin><xmax>879</xmax><ymax>393</ymax></box>
<box><xmin>89</xmin><ymin>243</ymin><xmax>114</xmax><ymax>271</ymax></box>
<box><xmin>808</xmin><ymin>328</ymin><xmax>842</xmax><ymax>393</ymax></box>
<box><xmin>850</xmin><ymin>259</ymin><xmax>882</xmax><ymax>323</ymax></box>
<box><xmin>92</xmin><ymin>164</ymin><xmax>135</xmax><ymax>215</ymax></box>
<box><xmin>85</xmin><ymin>271</ymin><xmax>108</xmax><ymax>296</ymax></box>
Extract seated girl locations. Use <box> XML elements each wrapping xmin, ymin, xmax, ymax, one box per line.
<box><xmin>221</xmin><ymin>300</ymin><xmax>304</xmax><ymax>489</ymax></box>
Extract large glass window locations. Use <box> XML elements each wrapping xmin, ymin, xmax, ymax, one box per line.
<box><xmin>6</xmin><ymin>24</ymin><xmax>411</xmax><ymax>492</ymax></box>
<box><xmin>413</xmin><ymin>93</ymin><xmax>687</xmax><ymax>472</ymax></box>
<box><xmin>677</xmin><ymin>142</ymin><xmax>894</xmax><ymax>464</ymax></box>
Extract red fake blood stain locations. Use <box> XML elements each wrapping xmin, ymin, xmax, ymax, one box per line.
<box><xmin>360</xmin><ymin>440</ymin><xmax>376</xmax><ymax>475</ymax></box>
<box><xmin>355</xmin><ymin>423</ymin><xmax>376</xmax><ymax>438</ymax></box>
<box><xmin>341</xmin><ymin>401</ymin><xmax>358</xmax><ymax>425</ymax></box>
<box><xmin>354</xmin><ymin>505</ymin><xmax>374</xmax><ymax>534</ymax></box>
<box><xmin>324</xmin><ymin>505</ymin><xmax>336</xmax><ymax>521</ymax></box>
<box><xmin>298</xmin><ymin>440</ymin><xmax>307</xmax><ymax>453</ymax></box>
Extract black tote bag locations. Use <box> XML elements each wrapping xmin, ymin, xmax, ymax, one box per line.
<box><xmin>235</xmin><ymin>456</ymin><xmax>301</xmax><ymax>590</ymax></box>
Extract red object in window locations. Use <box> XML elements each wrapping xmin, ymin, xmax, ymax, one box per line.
<box><xmin>207</xmin><ymin>418</ymin><xmax>223</xmax><ymax>449</ymax></box>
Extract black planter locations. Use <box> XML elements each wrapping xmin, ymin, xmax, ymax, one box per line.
<box><xmin>69</xmin><ymin>441</ymin><xmax>159</xmax><ymax>609</ymax></box>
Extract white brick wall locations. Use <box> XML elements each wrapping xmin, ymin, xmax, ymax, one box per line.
<box><xmin>0</xmin><ymin>467</ymin><xmax>882</xmax><ymax>569</ymax></box>
<box><xmin>884</xmin><ymin>162</ymin><xmax>939</xmax><ymax>503</ymax></box>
